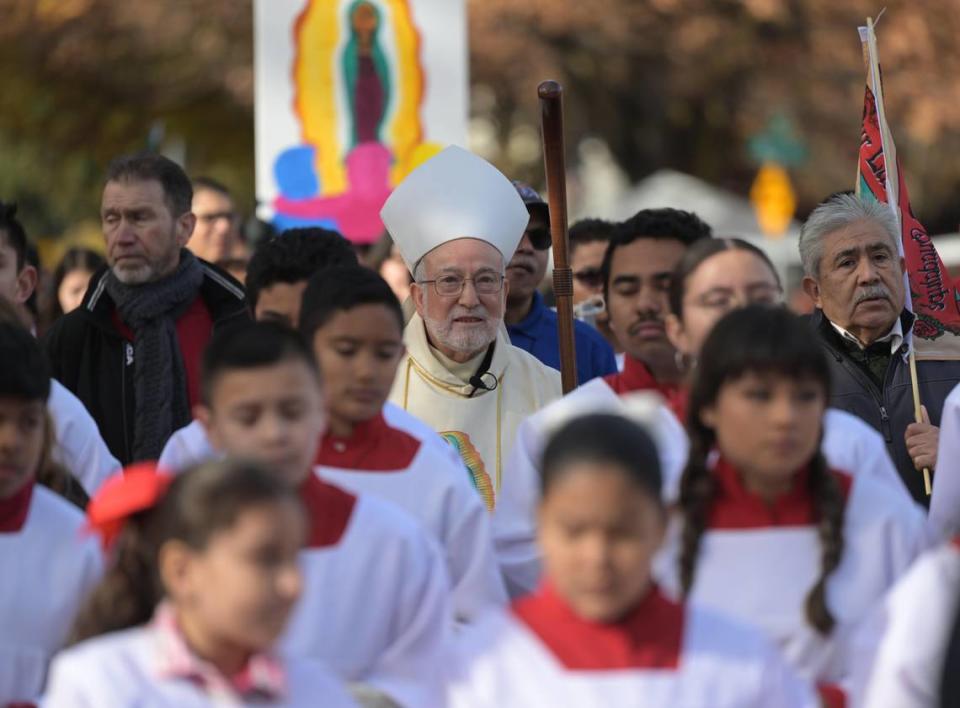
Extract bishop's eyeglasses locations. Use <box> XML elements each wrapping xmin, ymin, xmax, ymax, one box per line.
<box><xmin>418</xmin><ymin>273</ymin><xmax>505</xmax><ymax>297</ymax></box>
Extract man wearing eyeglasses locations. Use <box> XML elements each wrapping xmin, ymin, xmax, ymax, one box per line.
<box><xmin>187</xmin><ymin>177</ymin><xmax>248</xmax><ymax>280</ymax></box>
<box><xmin>382</xmin><ymin>146</ymin><xmax>561</xmax><ymax>597</ymax></box>
<box><xmin>503</xmin><ymin>182</ymin><xmax>616</xmax><ymax>384</ymax></box>
<box><xmin>569</xmin><ymin>218</ymin><xmax>621</xmax><ymax>357</ymax></box>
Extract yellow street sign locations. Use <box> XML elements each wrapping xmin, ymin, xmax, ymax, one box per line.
<box><xmin>750</xmin><ymin>162</ymin><xmax>796</xmax><ymax>238</ymax></box>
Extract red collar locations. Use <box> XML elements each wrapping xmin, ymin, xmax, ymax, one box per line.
<box><xmin>512</xmin><ymin>582</ymin><xmax>684</xmax><ymax>670</ymax></box>
<box><xmin>708</xmin><ymin>456</ymin><xmax>851</xmax><ymax>530</ymax></box>
<box><xmin>604</xmin><ymin>356</ymin><xmax>686</xmax><ymax>418</ymax></box>
<box><xmin>298</xmin><ymin>474</ymin><xmax>357</xmax><ymax>548</ymax></box>
<box><xmin>0</xmin><ymin>480</ymin><xmax>34</xmax><ymax>533</ymax></box>
<box><xmin>315</xmin><ymin>412</ymin><xmax>420</xmax><ymax>472</ymax></box>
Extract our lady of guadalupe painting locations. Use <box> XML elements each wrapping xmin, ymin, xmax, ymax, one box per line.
<box><xmin>254</xmin><ymin>0</ymin><xmax>467</xmax><ymax>244</ymax></box>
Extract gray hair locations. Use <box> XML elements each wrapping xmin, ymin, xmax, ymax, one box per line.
<box><xmin>799</xmin><ymin>193</ymin><xmax>900</xmax><ymax>278</ymax></box>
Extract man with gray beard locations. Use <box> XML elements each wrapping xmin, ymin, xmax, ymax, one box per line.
<box><xmin>383</xmin><ymin>147</ymin><xmax>561</xmax><ymax>594</ymax></box>
<box><xmin>801</xmin><ymin>192</ymin><xmax>960</xmax><ymax>504</ymax></box>
<box><xmin>44</xmin><ymin>153</ymin><xmax>246</xmax><ymax>465</ymax></box>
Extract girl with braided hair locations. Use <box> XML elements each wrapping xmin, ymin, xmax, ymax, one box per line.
<box><xmin>656</xmin><ymin>305</ymin><xmax>925</xmax><ymax>704</ymax></box>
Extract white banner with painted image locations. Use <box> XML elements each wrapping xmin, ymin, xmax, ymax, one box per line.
<box><xmin>254</xmin><ymin>0</ymin><xmax>468</xmax><ymax>243</ymax></box>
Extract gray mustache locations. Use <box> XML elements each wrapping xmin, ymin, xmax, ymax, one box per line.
<box><xmin>854</xmin><ymin>285</ymin><xmax>891</xmax><ymax>304</ymax></box>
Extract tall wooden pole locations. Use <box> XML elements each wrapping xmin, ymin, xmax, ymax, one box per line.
<box><xmin>538</xmin><ymin>80</ymin><xmax>578</xmax><ymax>394</ymax></box>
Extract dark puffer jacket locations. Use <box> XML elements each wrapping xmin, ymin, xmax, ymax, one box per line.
<box><xmin>812</xmin><ymin>308</ymin><xmax>960</xmax><ymax>505</ymax></box>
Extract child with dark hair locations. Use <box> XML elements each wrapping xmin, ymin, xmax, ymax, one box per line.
<box><xmin>0</xmin><ymin>295</ymin><xmax>120</xmax><ymax>497</ymax></box>
<box><xmin>659</xmin><ymin>305</ymin><xmax>925</xmax><ymax>702</ymax></box>
<box><xmin>0</xmin><ymin>201</ymin><xmax>38</xmax><ymax>319</ymax></box>
<box><xmin>450</xmin><ymin>412</ymin><xmax>815</xmax><ymax>706</ymax></box>
<box><xmin>244</xmin><ymin>227</ymin><xmax>358</xmax><ymax>327</ymax></box>
<box><xmin>160</xmin><ymin>229</ymin><xmax>456</xmax><ymax>473</ymax></box>
<box><xmin>45</xmin><ymin>460</ymin><xmax>356</xmax><ymax>706</ymax></box>
<box><xmin>194</xmin><ymin>320</ymin><xmax>450</xmax><ymax>707</ymax></box>
<box><xmin>300</xmin><ymin>266</ymin><xmax>507</xmax><ymax>623</ymax></box>
<box><xmin>0</xmin><ymin>322</ymin><xmax>102</xmax><ymax>705</ymax></box>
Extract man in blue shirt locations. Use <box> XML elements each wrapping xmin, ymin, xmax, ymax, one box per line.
<box><xmin>504</xmin><ymin>182</ymin><xmax>617</xmax><ymax>384</ymax></box>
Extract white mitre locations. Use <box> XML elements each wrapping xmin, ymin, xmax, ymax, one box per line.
<box><xmin>380</xmin><ymin>145</ymin><xmax>530</xmax><ymax>273</ymax></box>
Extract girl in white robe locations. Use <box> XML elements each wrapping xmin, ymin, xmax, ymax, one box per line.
<box><xmin>501</xmin><ymin>238</ymin><xmax>919</xmax><ymax>598</ymax></box>
<box><xmin>44</xmin><ymin>459</ymin><xmax>357</xmax><ymax>707</ymax></box>
<box><xmin>449</xmin><ymin>412</ymin><xmax>817</xmax><ymax>708</ymax></box>
<box><xmin>0</xmin><ymin>322</ymin><xmax>103</xmax><ymax>706</ymax></box>
<box><xmin>656</xmin><ymin>305</ymin><xmax>926</xmax><ymax>705</ymax></box>
<box><xmin>300</xmin><ymin>265</ymin><xmax>507</xmax><ymax>624</ymax></box>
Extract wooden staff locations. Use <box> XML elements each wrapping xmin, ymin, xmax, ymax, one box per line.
<box><xmin>538</xmin><ymin>80</ymin><xmax>578</xmax><ymax>394</ymax></box>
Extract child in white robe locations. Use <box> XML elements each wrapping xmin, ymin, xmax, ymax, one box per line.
<box><xmin>300</xmin><ymin>265</ymin><xmax>507</xmax><ymax>624</ymax></box>
<box><xmin>859</xmin><ymin>537</ymin><xmax>960</xmax><ymax>707</ymax></box>
<box><xmin>502</xmin><ymin>236</ymin><xmax>920</xmax><ymax>599</ymax></box>
<box><xmin>158</xmin><ymin>228</ymin><xmax>461</xmax><ymax>475</ymax></box>
<box><xmin>45</xmin><ymin>459</ymin><xmax>356</xmax><ymax>707</ymax></box>
<box><xmin>194</xmin><ymin>321</ymin><xmax>450</xmax><ymax>707</ymax></box>
<box><xmin>449</xmin><ymin>412</ymin><xmax>817</xmax><ymax>708</ymax></box>
<box><xmin>656</xmin><ymin>305</ymin><xmax>926</xmax><ymax>704</ymax></box>
<box><xmin>0</xmin><ymin>322</ymin><xmax>103</xmax><ymax>706</ymax></box>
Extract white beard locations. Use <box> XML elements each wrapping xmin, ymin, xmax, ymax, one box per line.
<box><xmin>424</xmin><ymin>306</ymin><xmax>499</xmax><ymax>356</ymax></box>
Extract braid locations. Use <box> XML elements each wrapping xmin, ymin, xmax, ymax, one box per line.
<box><xmin>803</xmin><ymin>451</ymin><xmax>846</xmax><ymax>634</ymax></box>
<box><xmin>678</xmin><ymin>428</ymin><xmax>716</xmax><ymax>595</ymax></box>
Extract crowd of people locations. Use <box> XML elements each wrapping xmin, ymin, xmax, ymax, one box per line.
<box><xmin>2</xmin><ymin>144</ymin><xmax>960</xmax><ymax>707</ymax></box>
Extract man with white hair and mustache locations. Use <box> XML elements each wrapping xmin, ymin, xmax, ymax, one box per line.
<box><xmin>801</xmin><ymin>192</ymin><xmax>960</xmax><ymax>505</ymax></box>
<box><xmin>383</xmin><ymin>147</ymin><xmax>561</xmax><ymax>594</ymax></box>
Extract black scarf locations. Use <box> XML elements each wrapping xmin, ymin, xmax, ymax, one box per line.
<box><xmin>104</xmin><ymin>250</ymin><xmax>204</xmax><ymax>461</ymax></box>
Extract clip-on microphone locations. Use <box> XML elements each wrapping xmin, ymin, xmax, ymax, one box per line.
<box><xmin>468</xmin><ymin>345</ymin><xmax>498</xmax><ymax>398</ymax></box>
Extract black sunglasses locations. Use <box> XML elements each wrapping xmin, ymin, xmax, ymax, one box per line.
<box><xmin>526</xmin><ymin>226</ymin><xmax>552</xmax><ymax>251</ymax></box>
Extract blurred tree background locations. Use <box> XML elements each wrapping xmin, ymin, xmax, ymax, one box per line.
<box><xmin>1</xmin><ymin>0</ymin><xmax>959</xmax><ymax>256</ymax></box>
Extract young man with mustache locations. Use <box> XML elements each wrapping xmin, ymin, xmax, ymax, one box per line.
<box><xmin>600</xmin><ymin>208</ymin><xmax>712</xmax><ymax>402</ymax></box>
<box><xmin>498</xmin><ymin>207</ymin><xmax>713</xmax><ymax>597</ymax></box>
<box><xmin>801</xmin><ymin>192</ymin><xmax>960</xmax><ymax>505</ymax></box>
<box><xmin>382</xmin><ymin>147</ymin><xmax>561</xmax><ymax>597</ymax></box>
<box><xmin>503</xmin><ymin>182</ymin><xmax>616</xmax><ymax>384</ymax></box>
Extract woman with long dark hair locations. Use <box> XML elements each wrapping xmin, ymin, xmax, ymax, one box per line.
<box><xmin>43</xmin><ymin>247</ymin><xmax>104</xmax><ymax>327</ymax></box>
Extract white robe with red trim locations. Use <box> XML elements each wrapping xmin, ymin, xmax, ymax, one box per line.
<box><xmin>654</xmin><ymin>462</ymin><xmax>927</xmax><ymax>690</ymax></box>
<box><xmin>930</xmin><ymin>382</ymin><xmax>960</xmax><ymax>540</ymax></box>
<box><xmin>0</xmin><ymin>485</ymin><xmax>103</xmax><ymax>705</ymax></box>
<box><xmin>44</xmin><ymin>626</ymin><xmax>358</xmax><ymax>707</ymax></box>
<box><xmin>157</xmin><ymin>402</ymin><xmax>460</xmax><ymax>472</ymax></box>
<box><xmin>448</xmin><ymin>584</ymin><xmax>818</xmax><ymax>708</ymax></box>
<box><xmin>500</xmin><ymin>377</ymin><xmax>686</xmax><ymax>597</ymax></box>
<box><xmin>858</xmin><ymin>539</ymin><xmax>960</xmax><ymax>708</ymax></box>
<box><xmin>502</xmin><ymin>376</ymin><xmax>918</xmax><ymax>598</ymax></box>
<box><xmin>315</xmin><ymin>413</ymin><xmax>507</xmax><ymax>625</ymax></box>
<box><xmin>281</xmin><ymin>476</ymin><xmax>450</xmax><ymax>708</ymax></box>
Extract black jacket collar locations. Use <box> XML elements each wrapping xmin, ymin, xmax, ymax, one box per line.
<box><xmin>79</xmin><ymin>252</ymin><xmax>245</xmax><ymax>336</ymax></box>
